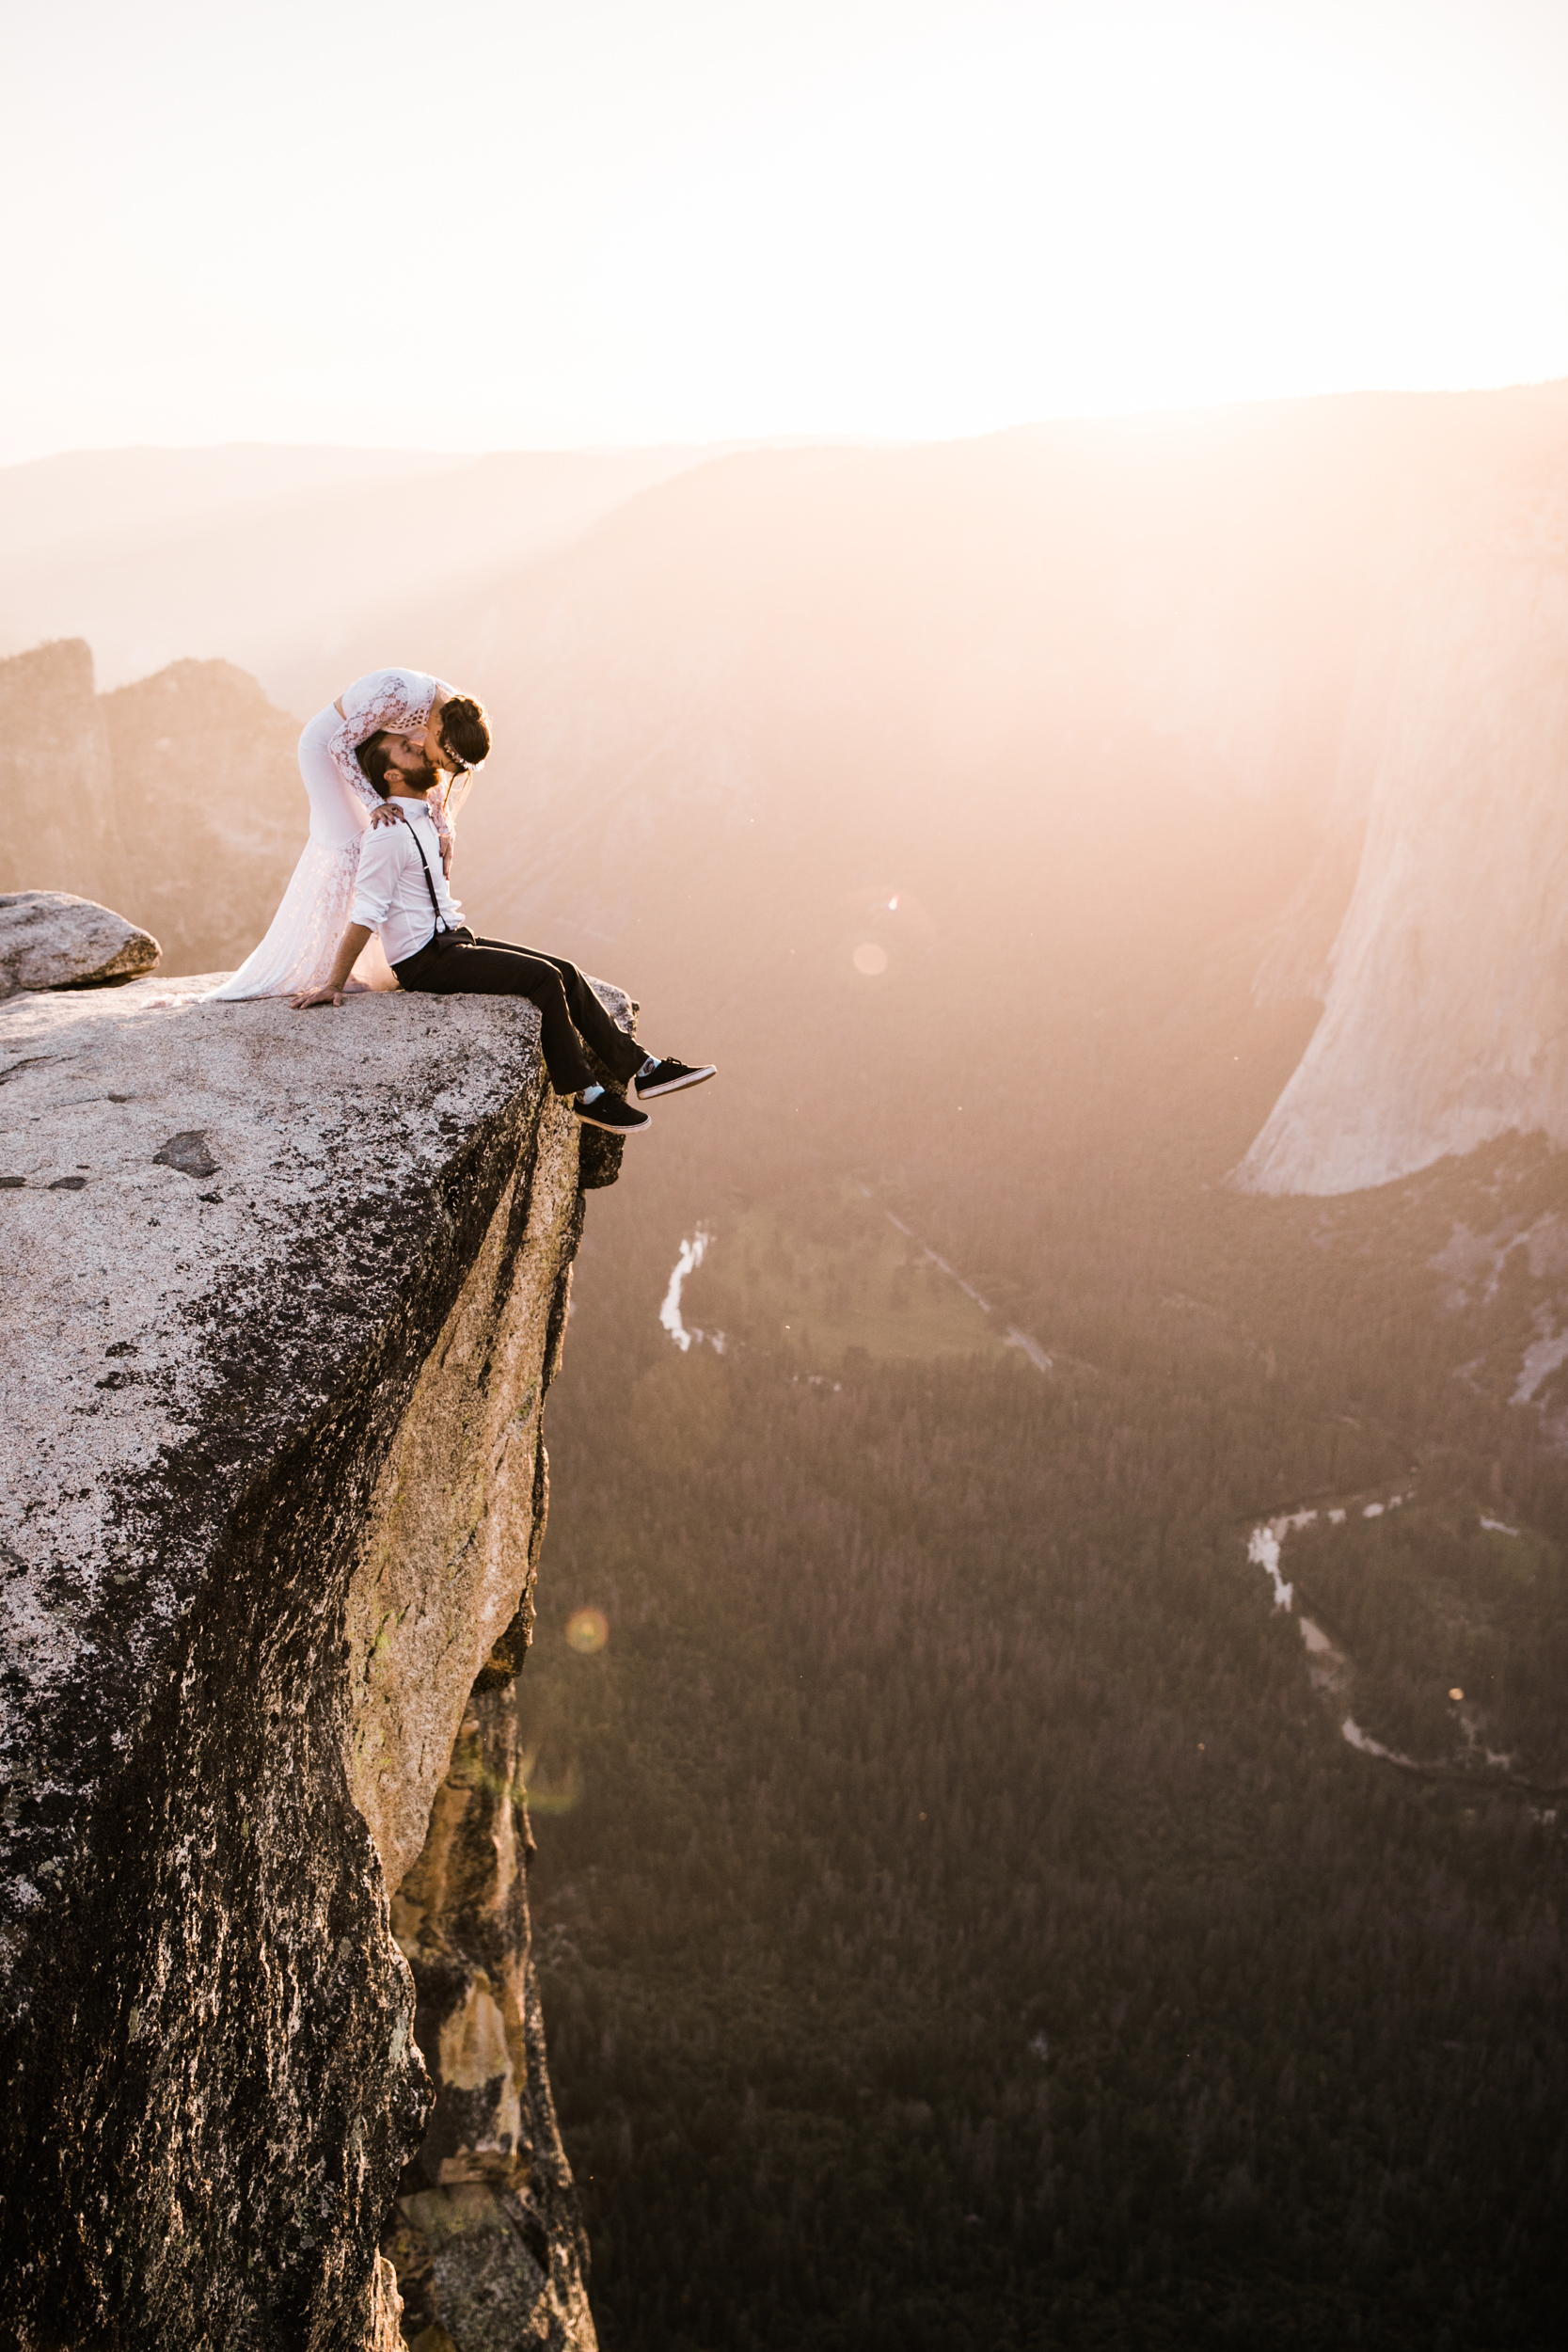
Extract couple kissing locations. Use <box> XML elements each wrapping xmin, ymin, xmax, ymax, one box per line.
<box><xmin>209</xmin><ymin>666</ymin><xmax>713</xmax><ymax>1136</ymax></box>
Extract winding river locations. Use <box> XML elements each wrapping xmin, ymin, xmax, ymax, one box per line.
<box><xmin>656</xmin><ymin>1200</ymin><xmax>1055</xmax><ymax>1369</ymax></box>
<box><xmin>658</xmin><ymin>1225</ymin><xmax>721</xmax><ymax>1353</ymax></box>
<box><xmin>1247</xmin><ymin>1494</ymin><xmax>1534</xmax><ymax>1786</ymax></box>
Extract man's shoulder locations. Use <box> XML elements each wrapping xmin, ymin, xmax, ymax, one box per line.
<box><xmin>357</xmin><ymin>817</ymin><xmax>419</xmax><ymax>866</ymax></box>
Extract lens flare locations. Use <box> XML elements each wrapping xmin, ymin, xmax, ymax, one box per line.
<box><xmin>566</xmin><ymin>1607</ymin><xmax>609</xmax><ymax>1654</ymax></box>
<box><xmin>853</xmin><ymin>942</ymin><xmax>889</xmax><ymax>976</ymax></box>
<box><xmin>1449</xmin><ymin>1686</ymin><xmax>1464</xmax><ymax>1702</ymax></box>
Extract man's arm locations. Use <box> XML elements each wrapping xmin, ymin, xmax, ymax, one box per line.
<box><xmin>291</xmin><ymin>925</ymin><xmax>372</xmax><ymax>1011</ymax></box>
<box><xmin>292</xmin><ymin>821</ymin><xmax>407</xmax><ymax>1009</ymax></box>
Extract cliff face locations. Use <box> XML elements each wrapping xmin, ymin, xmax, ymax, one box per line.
<box><xmin>0</xmin><ymin>971</ymin><xmax>621</xmax><ymax>2349</ymax></box>
<box><xmin>100</xmin><ymin>660</ymin><xmax>307</xmax><ymax>977</ymax></box>
<box><xmin>1237</xmin><ymin>480</ymin><xmax>1568</xmax><ymax>1194</ymax></box>
<box><xmin>0</xmin><ymin>640</ymin><xmax>121</xmax><ymax>908</ymax></box>
<box><xmin>386</xmin><ymin>1687</ymin><xmax>594</xmax><ymax>2348</ymax></box>
<box><xmin>0</xmin><ymin>642</ymin><xmax>305</xmax><ymax>978</ymax></box>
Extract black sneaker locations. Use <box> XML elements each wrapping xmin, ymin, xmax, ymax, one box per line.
<box><xmin>635</xmin><ymin>1056</ymin><xmax>717</xmax><ymax>1101</ymax></box>
<box><xmin>574</xmin><ymin>1089</ymin><xmax>651</xmax><ymax>1135</ymax></box>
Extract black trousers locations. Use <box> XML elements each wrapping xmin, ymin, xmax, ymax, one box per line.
<box><xmin>392</xmin><ymin>930</ymin><xmax>643</xmax><ymax>1097</ymax></box>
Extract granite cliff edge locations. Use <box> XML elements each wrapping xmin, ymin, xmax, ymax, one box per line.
<box><xmin>0</xmin><ymin>972</ymin><xmax>622</xmax><ymax>2350</ymax></box>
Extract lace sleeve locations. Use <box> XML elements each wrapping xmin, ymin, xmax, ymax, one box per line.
<box><xmin>326</xmin><ymin>669</ymin><xmax>439</xmax><ymax>809</ymax></box>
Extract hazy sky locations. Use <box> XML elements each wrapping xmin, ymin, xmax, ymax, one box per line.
<box><xmin>6</xmin><ymin>0</ymin><xmax>1568</xmax><ymax>460</ymax></box>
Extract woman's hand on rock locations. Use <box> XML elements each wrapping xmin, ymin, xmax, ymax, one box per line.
<box><xmin>290</xmin><ymin>986</ymin><xmax>349</xmax><ymax>1010</ymax></box>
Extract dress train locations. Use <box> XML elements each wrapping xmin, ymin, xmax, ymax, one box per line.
<box><xmin>208</xmin><ymin>703</ymin><xmax>398</xmax><ymax>999</ymax></box>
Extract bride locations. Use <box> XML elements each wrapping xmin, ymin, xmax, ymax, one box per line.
<box><xmin>209</xmin><ymin>667</ymin><xmax>492</xmax><ymax>1000</ymax></box>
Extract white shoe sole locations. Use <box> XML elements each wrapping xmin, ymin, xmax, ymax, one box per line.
<box><xmin>576</xmin><ymin>1106</ymin><xmax>651</xmax><ymax>1135</ymax></box>
<box><xmin>636</xmin><ymin>1065</ymin><xmax>717</xmax><ymax>1100</ymax></box>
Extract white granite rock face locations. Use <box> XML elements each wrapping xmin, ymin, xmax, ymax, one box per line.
<box><xmin>0</xmin><ymin>887</ymin><xmax>160</xmax><ymax>998</ymax></box>
<box><xmin>1238</xmin><ymin>485</ymin><xmax>1568</xmax><ymax>1195</ymax></box>
<box><xmin>0</xmin><ymin>972</ymin><xmax>622</xmax><ymax>2350</ymax></box>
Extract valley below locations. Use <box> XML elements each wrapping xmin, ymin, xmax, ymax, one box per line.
<box><xmin>526</xmin><ymin>1105</ymin><xmax>1568</xmax><ymax>2352</ymax></box>
<box><xmin>4</xmin><ymin>389</ymin><xmax>1568</xmax><ymax>2348</ymax></box>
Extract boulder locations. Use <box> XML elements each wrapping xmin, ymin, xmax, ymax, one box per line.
<box><xmin>0</xmin><ymin>888</ymin><xmax>160</xmax><ymax>998</ymax></box>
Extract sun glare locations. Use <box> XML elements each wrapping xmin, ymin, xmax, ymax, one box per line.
<box><xmin>2</xmin><ymin>0</ymin><xmax>1565</xmax><ymax>457</ymax></box>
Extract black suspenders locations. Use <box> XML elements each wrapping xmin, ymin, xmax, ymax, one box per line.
<box><xmin>401</xmin><ymin>812</ymin><xmax>455</xmax><ymax>941</ymax></box>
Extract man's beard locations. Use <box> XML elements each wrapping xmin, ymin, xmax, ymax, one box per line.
<box><xmin>389</xmin><ymin>755</ymin><xmax>438</xmax><ymax>792</ymax></box>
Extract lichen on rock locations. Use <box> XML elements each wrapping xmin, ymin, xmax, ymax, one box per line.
<box><xmin>0</xmin><ymin>966</ymin><xmax>621</xmax><ymax>2349</ymax></box>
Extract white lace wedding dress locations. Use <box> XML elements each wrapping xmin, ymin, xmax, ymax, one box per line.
<box><xmin>208</xmin><ymin>668</ymin><xmax>457</xmax><ymax>1000</ymax></box>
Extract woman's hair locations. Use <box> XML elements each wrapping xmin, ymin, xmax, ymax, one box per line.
<box><xmin>437</xmin><ymin>696</ymin><xmax>491</xmax><ymax>772</ymax></box>
<box><xmin>434</xmin><ymin>696</ymin><xmax>491</xmax><ymax>829</ymax></box>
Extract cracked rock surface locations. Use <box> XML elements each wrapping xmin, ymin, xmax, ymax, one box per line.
<box><xmin>0</xmin><ymin>971</ymin><xmax>617</xmax><ymax>2350</ymax></box>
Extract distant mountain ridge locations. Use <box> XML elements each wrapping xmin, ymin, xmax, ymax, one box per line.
<box><xmin>387</xmin><ymin>387</ymin><xmax>1568</xmax><ymax>1199</ymax></box>
<box><xmin>0</xmin><ymin>442</ymin><xmax>723</xmax><ymax>699</ymax></box>
<box><xmin>10</xmin><ymin>388</ymin><xmax>1568</xmax><ymax>1197</ymax></box>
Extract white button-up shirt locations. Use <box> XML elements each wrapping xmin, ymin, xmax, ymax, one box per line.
<box><xmin>349</xmin><ymin>797</ymin><xmax>465</xmax><ymax>967</ymax></box>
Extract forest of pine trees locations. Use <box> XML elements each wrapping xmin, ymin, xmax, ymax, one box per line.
<box><xmin>515</xmin><ymin>1120</ymin><xmax>1568</xmax><ymax>2351</ymax></box>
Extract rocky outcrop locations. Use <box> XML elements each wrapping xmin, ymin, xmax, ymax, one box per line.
<box><xmin>0</xmin><ymin>642</ymin><xmax>306</xmax><ymax>981</ymax></box>
<box><xmin>99</xmin><ymin>659</ymin><xmax>308</xmax><ymax>977</ymax></box>
<box><xmin>0</xmin><ymin>969</ymin><xmax>623</xmax><ymax>2348</ymax></box>
<box><xmin>0</xmin><ymin>889</ymin><xmax>161</xmax><ymax>997</ymax></box>
<box><xmin>0</xmin><ymin>639</ymin><xmax>121</xmax><ymax>908</ymax></box>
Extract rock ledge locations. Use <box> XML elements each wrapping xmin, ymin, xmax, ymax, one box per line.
<box><xmin>0</xmin><ymin>972</ymin><xmax>616</xmax><ymax>2349</ymax></box>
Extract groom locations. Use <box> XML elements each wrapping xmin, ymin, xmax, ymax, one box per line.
<box><xmin>291</xmin><ymin>732</ymin><xmax>713</xmax><ymax>1136</ymax></box>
